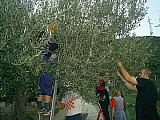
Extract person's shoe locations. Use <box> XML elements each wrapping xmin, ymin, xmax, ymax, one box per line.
<box><xmin>43</xmin><ymin>111</ymin><xmax>51</xmax><ymax>116</ymax></box>
<box><xmin>38</xmin><ymin>108</ymin><xmax>45</xmax><ymax>114</ymax></box>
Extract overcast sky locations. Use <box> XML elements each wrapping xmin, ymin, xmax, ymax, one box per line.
<box><xmin>131</xmin><ymin>0</ymin><xmax>160</xmax><ymax>36</ymax></box>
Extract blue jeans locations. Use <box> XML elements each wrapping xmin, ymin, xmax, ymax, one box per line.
<box><xmin>66</xmin><ymin>113</ymin><xmax>83</xmax><ymax>120</ymax></box>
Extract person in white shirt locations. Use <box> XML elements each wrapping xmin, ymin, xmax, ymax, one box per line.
<box><xmin>56</xmin><ymin>91</ymin><xmax>83</xmax><ymax>120</ymax></box>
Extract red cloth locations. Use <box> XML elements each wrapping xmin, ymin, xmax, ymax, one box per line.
<box><xmin>110</xmin><ymin>98</ymin><xmax>116</xmax><ymax>108</ymax></box>
<box><xmin>110</xmin><ymin>98</ymin><xmax>124</xmax><ymax>108</ymax></box>
<box><xmin>97</xmin><ymin>86</ymin><xmax>106</xmax><ymax>90</ymax></box>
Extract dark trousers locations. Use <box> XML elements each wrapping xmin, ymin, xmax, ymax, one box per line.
<box><xmin>99</xmin><ymin>101</ymin><xmax>110</xmax><ymax>120</ymax></box>
<box><xmin>66</xmin><ymin>113</ymin><xmax>83</xmax><ymax>120</ymax></box>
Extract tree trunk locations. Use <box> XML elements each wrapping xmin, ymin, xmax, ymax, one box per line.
<box><xmin>12</xmin><ymin>89</ymin><xmax>26</xmax><ymax>120</ymax></box>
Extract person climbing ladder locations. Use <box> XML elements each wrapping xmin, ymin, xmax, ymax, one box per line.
<box><xmin>37</xmin><ymin>63</ymin><xmax>55</xmax><ymax>116</ymax></box>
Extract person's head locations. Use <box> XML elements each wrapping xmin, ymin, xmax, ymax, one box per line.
<box><xmin>112</xmin><ymin>88</ymin><xmax>119</xmax><ymax>97</ymax></box>
<box><xmin>118</xmin><ymin>91</ymin><xmax>121</xmax><ymax>96</ymax></box>
<box><xmin>138</xmin><ymin>68</ymin><xmax>152</xmax><ymax>79</ymax></box>
<box><xmin>118</xmin><ymin>91</ymin><xmax>124</xmax><ymax>98</ymax></box>
<box><xmin>99</xmin><ymin>71</ymin><xmax>108</xmax><ymax>80</ymax></box>
<box><xmin>99</xmin><ymin>72</ymin><xmax>106</xmax><ymax>77</ymax></box>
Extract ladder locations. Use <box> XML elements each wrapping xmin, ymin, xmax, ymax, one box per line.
<box><xmin>97</xmin><ymin>102</ymin><xmax>106</xmax><ymax>120</ymax></box>
<box><xmin>38</xmin><ymin>112</ymin><xmax>50</xmax><ymax>120</ymax></box>
<box><xmin>49</xmin><ymin>79</ymin><xmax>58</xmax><ymax>120</ymax></box>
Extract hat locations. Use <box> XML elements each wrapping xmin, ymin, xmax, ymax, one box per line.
<box><xmin>99</xmin><ymin>79</ymin><xmax>105</xmax><ymax>83</ymax></box>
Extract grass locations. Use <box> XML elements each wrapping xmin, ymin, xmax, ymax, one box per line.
<box><xmin>125</xmin><ymin>93</ymin><xmax>136</xmax><ymax>120</ymax></box>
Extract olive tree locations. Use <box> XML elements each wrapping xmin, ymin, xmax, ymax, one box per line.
<box><xmin>53</xmin><ymin>0</ymin><xmax>151</xmax><ymax>102</ymax></box>
<box><xmin>0</xmin><ymin>0</ymin><xmax>56</xmax><ymax>119</ymax></box>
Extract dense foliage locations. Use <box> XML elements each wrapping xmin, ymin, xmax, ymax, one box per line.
<box><xmin>145</xmin><ymin>36</ymin><xmax>160</xmax><ymax>93</ymax></box>
<box><xmin>54</xmin><ymin>0</ymin><xmax>151</xmax><ymax>102</ymax></box>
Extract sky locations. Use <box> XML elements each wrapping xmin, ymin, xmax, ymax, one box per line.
<box><xmin>131</xmin><ymin>0</ymin><xmax>160</xmax><ymax>36</ymax></box>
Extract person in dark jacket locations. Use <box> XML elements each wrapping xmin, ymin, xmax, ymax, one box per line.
<box><xmin>117</xmin><ymin>61</ymin><xmax>160</xmax><ymax>120</ymax></box>
<box><xmin>96</xmin><ymin>72</ymin><xmax>110</xmax><ymax>120</ymax></box>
